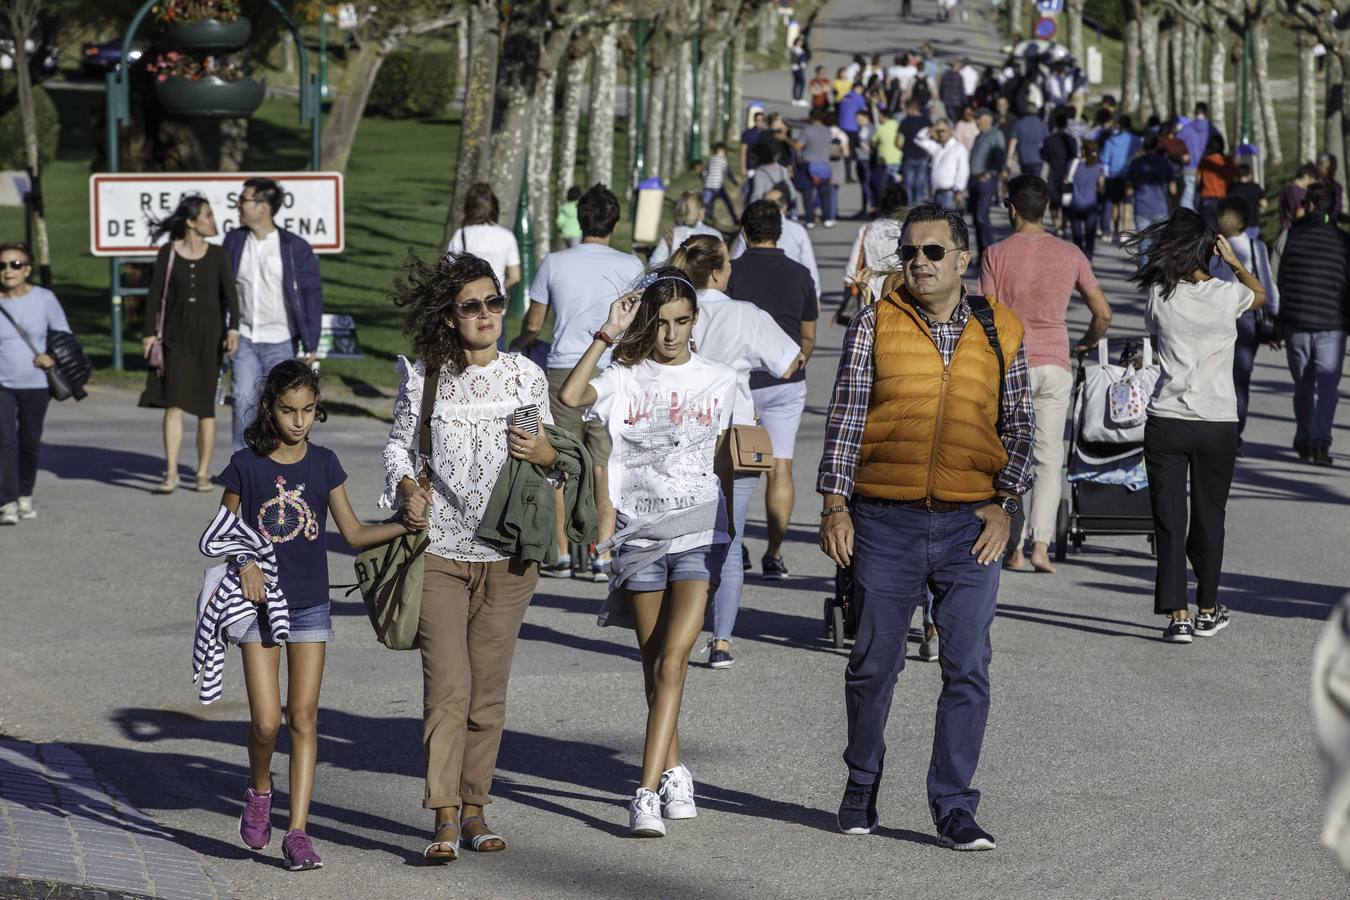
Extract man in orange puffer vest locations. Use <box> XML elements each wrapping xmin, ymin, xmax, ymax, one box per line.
<box><xmin>817</xmin><ymin>204</ymin><xmax>1035</xmax><ymax>851</ymax></box>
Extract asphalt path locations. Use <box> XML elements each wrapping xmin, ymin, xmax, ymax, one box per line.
<box><xmin>2</xmin><ymin>1</ymin><xmax>1348</xmax><ymax>897</ymax></box>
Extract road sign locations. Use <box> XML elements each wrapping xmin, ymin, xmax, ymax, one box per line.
<box><xmin>1036</xmin><ymin>0</ymin><xmax>1064</xmax><ymax>13</ymax></box>
<box><xmin>89</xmin><ymin>172</ymin><xmax>344</xmax><ymax>257</ymax></box>
<box><xmin>316</xmin><ymin>313</ymin><xmax>362</xmax><ymax>360</ymax></box>
<box><xmin>1033</xmin><ymin>17</ymin><xmax>1057</xmax><ymax>40</ymax></box>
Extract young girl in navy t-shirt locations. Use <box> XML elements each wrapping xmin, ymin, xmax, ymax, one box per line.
<box><xmin>218</xmin><ymin>360</ymin><xmax>412</xmax><ymax>870</ymax></box>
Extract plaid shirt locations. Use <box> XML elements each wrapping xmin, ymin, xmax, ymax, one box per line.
<box><xmin>816</xmin><ymin>293</ymin><xmax>1036</xmax><ymax>499</ymax></box>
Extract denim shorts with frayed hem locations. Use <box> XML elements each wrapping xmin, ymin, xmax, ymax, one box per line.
<box><xmin>238</xmin><ymin>601</ymin><xmax>333</xmax><ymax>645</ymax></box>
<box><xmin>625</xmin><ymin>544</ymin><xmax>729</xmax><ymax>593</ymax></box>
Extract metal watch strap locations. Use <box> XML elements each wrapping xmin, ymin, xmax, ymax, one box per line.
<box><xmin>821</xmin><ymin>505</ymin><xmax>850</xmax><ymax>518</ymax></box>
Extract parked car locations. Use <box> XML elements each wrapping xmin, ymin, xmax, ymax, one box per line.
<box><xmin>0</xmin><ymin>39</ymin><xmax>58</xmax><ymax>79</ymax></box>
<box><xmin>80</xmin><ymin>38</ymin><xmax>141</xmax><ymax>78</ymax></box>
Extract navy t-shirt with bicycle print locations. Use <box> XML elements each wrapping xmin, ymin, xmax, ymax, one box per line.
<box><xmin>219</xmin><ymin>443</ymin><xmax>347</xmax><ymax>609</ymax></box>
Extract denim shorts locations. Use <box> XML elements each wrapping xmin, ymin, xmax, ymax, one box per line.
<box><xmin>625</xmin><ymin>544</ymin><xmax>729</xmax><ymax>592</ymax></box>
<box><xmin>238</xmin><ymin>601</ymin><xmax>333</xmax><ymax>645</ymax></box>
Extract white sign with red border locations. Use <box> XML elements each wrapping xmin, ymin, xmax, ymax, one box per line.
<box><xmin>89</xmin><ymin>172</ymin><xmax>344</xmax><ymax>257</ymax></box>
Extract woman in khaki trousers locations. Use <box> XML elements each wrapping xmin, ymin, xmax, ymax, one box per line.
<box><xmin>381</xmin><ymin>252</ymin><xmax>559</xmax><ymax>860</ymax></box>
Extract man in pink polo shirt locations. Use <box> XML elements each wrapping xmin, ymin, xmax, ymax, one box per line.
<box><xmin>980</xmin><ymin>175</ymin><xmax>1113</xmax><ymax>573</ymax></box>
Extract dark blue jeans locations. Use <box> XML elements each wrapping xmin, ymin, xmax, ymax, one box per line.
<box><xmin>1233</xmin><ymin>310</ymin><xmax>1259</xmax><ymax>437</ymax></box>
<box><xmin>844</xmin><ymin>498</ymin><xmax>1000</xmax><ymax>823</ymax></box>
<box><xmin>969</xmin><ymin>177</ymin><xmax>997</xmax><ymax>259</ymax></box>
<box><xmin>901</xmin><ymin>158</ymin><xmax>931</xmax><ymax>205</ymax></box>
<box><xmin>702</xmin><ymin>186</ymin><xmax>738</xmax><ymax>223</ymax></box>
<box><xmin>1067</xmin><ymin>207</ymin><xmax>1099</xmax><ymax>260</ymax></box>
<box><xmin>0</xmin><ymin>386</ymin><xmax>49</xmax><ymax>506</ymax></box>
<box><xmin>1285</xmin><ymin>328</ymin><xmax>1348</xmax><ymax>449</ymax></box>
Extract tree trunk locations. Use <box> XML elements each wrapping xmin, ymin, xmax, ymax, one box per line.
<box><xmin>283</xmin><ymin>32</ymin><xmax>294</xmax><ymax>75</ymax></box>
<box><xmin>4</xmin><ymin>3</ymin><xmax>51</xmax><ymax>283</ymax></box>
<box><xmin>1009</xmin><ymin>0</ymin><xmax>1024</xmax><ymax>38</ymax></box>
<box><xmin>727</xmin><ymin>31</ymin><xmax>744</xmax><ymax>145</ymax></box>
<box><xmin>445</xmin><ymin>0</ymin><xmax>501</xmax><ymax>243</ymax></box>
<box><xmin>1138</xmin><ymin>5</ymin><xmax>1164</xmax><ymax>121</ymax></box>
<box><xmin>1253</xmin><ymin>19</ymin><xmax>1282</xmax><ymax>166</ymax></box>
<box><xmin>698</xmin><ymin>45</ymin><xmax>720</xmax><ymax>162</ymax></box>
<box><xmin>532</xmin><ymin>64</ymin><xmax>559</xmax><ymax>255</ymax></box>
<box><xmin>646</xmin><ymin>62</ymin><xmax>667</xmax><ymax>183</ymax></box>
<box><xmin>1066</xmin><ymin>0</ymin><xmax>1085</xmax><ymax>70</ymax></box>
<box><xmin>1327</xmin><ymin>51</ymin><xmax>1345</xmax><ymax>190</ymax></box>
<box><xmin>756</xmin><ymin>4</ymin><xmax>774</xmax><ymax>54</ymax></box>
<box><xmin>218</xmin><ymin>118</ymin><xmax>249</xmax><ymax>171</ymax></box>
<box><xmin>320</xmin><ymin>42</ymin><xmax>391</xmax><ymax>173</ymax></box>
<box><xmin>1297</xmin><ymin>32</ymin><xmax>1319</xmax><ymax>165</ymax></box>
<box><xmin>1181</xmin><ymin>21</ymin><xmax>1197</xmax><ymax>115</ymax></box>
<box><xmin>587</xmin><ymin>22</ymin><xmax>620</xmax><ymax>188</ymax></box>
<box><xmin>661</xmin><ymin>54</ymin><xmax>678</xmax><ymax>180</ymax></box>
<box><xmin>1206</xmin><ymin>20</ymin><xmax>1227</xmax><ymax>141</ymax></box>
<box><xmin>489</xmin><ymin>1</ymin><xmax>550</xmax><ymax>223</ymax></box>
<box><xmin>1122</xmin><ymin>7</ymin><xmax>1141</xmax><ymax>116</ymax></box>
<box><xmin>557</xmin><ymin>50</ymin><xmax>588</xmax><ymax>201</ymax></box>
<box><xmin>671</xmin><ymin>38</ymin><xmax>692</xmax><ymax>178</ymax></box>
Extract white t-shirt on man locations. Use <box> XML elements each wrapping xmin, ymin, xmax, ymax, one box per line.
<box><xmin>445</xmin><ymin>223</ymin><xmax>521</xmax><ymax>293</ymax></box>
<box><xmin>692</xmin><ymin>288</ymin><xmax>800</xmax><ymax>425</ymax></box>
<box><xmin>237</xmin><ymin>229</ymin><xmax>290</xmax><ymax>344</ymax></box>
<box><xmin>587</xmin><ymin>355</ymin><xmax>736</xmax><ymax>552</ymax></box>
<box><xmin>1145</xmin><ymin>277</ymin><xmax>1255</xmax><ymax>422</ymax></box>
<box><xmin>529</xmin><ymin>242</ymin><xmax>645</xmax><ymax>370</ymax></box>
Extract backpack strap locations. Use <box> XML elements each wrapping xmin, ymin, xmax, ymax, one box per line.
<box><xmin>966</xmin><ymin>294</ymin><xmax>1005</xmax><ymax>430</ymax></box>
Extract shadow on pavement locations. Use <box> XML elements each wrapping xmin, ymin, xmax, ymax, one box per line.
<box><xmin>40</xmin><ymin>443</ymin><xmax>174</xmax><ymax>491</ymax></box>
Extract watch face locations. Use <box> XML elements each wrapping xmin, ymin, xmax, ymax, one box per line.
<box><xmin>1001</xmin><ymin>498</ymin><xmax>1020</xmax><ymax>516</ymax></box>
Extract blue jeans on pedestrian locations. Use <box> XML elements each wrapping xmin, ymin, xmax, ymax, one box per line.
<box><xmin>1233</xmin><ymin>310</ymin><xmax>1260</xmax><ymax>437</ymax></box>
<box><xmin>1285</xmin><ymin>328</ymin><xmax>1347</xmax><ymax>449</ymax></box>
<box><xmin>969</xmin><ymin>177</ymin><xmax>997</xmax><ymax>260</ymax></box>
<box><xmin>844</xmin><ymin>498</ymin><xmax>1000</xmax><ymax>823</ymax></box>
<box><xmin>232</xmin><ymin>336</ymin><xmax>296</xmax><ymax>450</ymax></box>
<box><xmin>901</xmin><ymin>158</ymin><xmax>931</xmax><ymax>205</ymax></box>
<box><xmin>856</xmin><ymin>158</ymin><xmax>877</xmax><ymax>214</ymax></box>
<box><xmin>702</xmin><ymin>186</ymin><xmax>737</xmax><ymax>223</ymax></box>
<box><xmin>934</xmin><ymin>189</ymin><xmax>956</xmax><ymax>209</ymax></box>
<box><xmin>711</xmin><ymin>473</ymin><xmax>760</xmax><ymax>641</ymax></box>
<box><xmin>0</xmin><ymin>386</ymin><xmax>49</xmax><ymax>506</ymax></box>
<box><xmin>1180</xmin><ymin>169</ymin><xmax>1198</xmax><ymax>211</ymax></box>
<box><xmin>1067</xmin><ymin>207</ymin><xmax>1099</xmax><ymax>260</ymax></box>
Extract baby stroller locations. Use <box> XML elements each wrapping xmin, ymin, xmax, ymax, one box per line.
<box><xmin>1055</xmin><ymin>336</ymin><xmax>1159</xmax><ymax>560</ymax></box>
<box><xmin>824</xmin><ymin>565</ymin><xmax>859</xmax><ymax>648</ymax></box>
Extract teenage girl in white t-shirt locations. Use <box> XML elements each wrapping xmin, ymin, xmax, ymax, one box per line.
<box><xmin>559</xmin><ymin>267</ymin><xmax>737</xmax><ymax>838</ymax></box>
<box><xmin>1124</xmin><ymin>209</ymin><xmax>1265</xmax><ymax>645</ymax></box>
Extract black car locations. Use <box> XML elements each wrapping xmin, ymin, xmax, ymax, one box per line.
<box><xmin>80</xmin><ymin>38</ymin><xmax>142</xmax><ymax>78</ymax></box>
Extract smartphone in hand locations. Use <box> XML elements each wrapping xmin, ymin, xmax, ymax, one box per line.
<box><xmin>511</xmin><ymin>403</ymin><xmax>540</xmax><ymax>435</ymax></box>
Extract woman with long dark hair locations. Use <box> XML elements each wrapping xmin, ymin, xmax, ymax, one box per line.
<box><xmin>381</xmin><ymin>251</ymin><xmax>557</xmax><ymax>861</ymax></box>
<box><xmin>559</xmin><ymin>266</ymin><xmax>736</xmax><ymax>837</ymax></box>
<box><xmin>139</xmin><ymin>195</ymin><xmax>240</xmax><ymax>492</ymax></box>
<box><xmin>1124</xmin><ymin>209</ymin><xmax>1265</xmax><ymax>643</ymax></box>
<box><xmin>443</xmin><ymin>183</ymin><xmax>521</xmax><ymax>294</ymax></box>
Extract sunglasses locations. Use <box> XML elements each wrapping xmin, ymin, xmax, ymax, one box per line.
<box><xmin>452</xmin><ymin>295</ymin><xmax>507</xmax><ymax>317</ymax></box>
<box><xmin>2</xmin><ymin>259</ymin><xmax>30</xmax><ymax>270</ymax></box>
<box><xmin>898</xmin><ymin>244</ymin><xmax>958</xmax><ymax>263</ymax></box>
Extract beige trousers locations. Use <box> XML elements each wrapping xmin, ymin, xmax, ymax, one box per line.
<box><xmin>1018</xmin><ymin>364</ymin><xmax>1074</xmax><ymax>547</ymax></box>
<box><xmin>419</xmin><ymin>554</ymin><xmax>538</xmax><ymax>810</ymax></box>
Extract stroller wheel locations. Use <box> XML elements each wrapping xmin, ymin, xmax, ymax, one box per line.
<box><xmin>831</xmin><ymin>605</ymin><xmax>846</xmax><ymax>649</ymax></box>
<box><xmin>1054</xmin><ymin>498</ymin><xmax>1070</xmax><ymax>562</ymax></box>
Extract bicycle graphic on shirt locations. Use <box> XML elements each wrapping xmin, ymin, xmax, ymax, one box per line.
<box><xmin>257</xmin><ymin>475</ymin><xmax>319</xmax><ymax>544</ymax></box>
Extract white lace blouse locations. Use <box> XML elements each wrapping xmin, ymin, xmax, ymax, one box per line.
<box><xmin>380</xmin><ymin>353</ymin><xmax>553</xmax><ymax>561</ymax></box>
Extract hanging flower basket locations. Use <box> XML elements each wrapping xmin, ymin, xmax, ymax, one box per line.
<box><xmin>164</xmin><ymin>17</ymin><xmax>252</xmax><ymax>52</ymax></box>
<box><xmin>155</xmin><ymin>75</ymin><xmax>265</xmax><ymax>118</ymax></box>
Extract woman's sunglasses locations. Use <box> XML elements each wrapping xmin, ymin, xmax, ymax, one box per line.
<box><xmin>898</xmin><ymin>244</ymin><xmax>958</xmax><ymax>263</ymax></box>
<box><xmin>2</xmin><ymin>259</ymin><xmax>30</xmax><ymax>270</ymax></box>
<box><xmin>452</xmin><ymin>295</ymin><xmax>507</xmax><ymax>317</ymax></box>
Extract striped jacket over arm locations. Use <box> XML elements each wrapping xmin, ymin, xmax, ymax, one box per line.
<box><xmin>193</xmin><ymin>506</ymin><xmax>290</xmax><ymax>705</ymax></box>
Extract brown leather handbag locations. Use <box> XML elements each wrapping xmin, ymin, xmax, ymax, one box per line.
<box><xmin>730</xmin><ymin>424</ymin><xmax>774</xmax><ymax>473</ymax></box>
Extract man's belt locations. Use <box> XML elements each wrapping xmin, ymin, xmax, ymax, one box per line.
<box><xmin>862</xmin><ymin>496</ymin><xmax>988</xmax><ymax>513</ymax></box>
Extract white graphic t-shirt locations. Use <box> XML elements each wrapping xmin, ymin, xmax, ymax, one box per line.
<box><xmin>587</xmin><ymin>354</ymin><xmax>737</xmax><ymax>552</ymax></box>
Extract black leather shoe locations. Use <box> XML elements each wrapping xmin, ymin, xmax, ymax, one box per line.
<box><xmin>1295</xmin><ymin>440</ymin><xmax>1312</xmax><ymax>461</ymax></box>
<box><xmin>1312</xmin><ymin>445</ymin><xmax>1334</xmax><ymax>467</ymax></box>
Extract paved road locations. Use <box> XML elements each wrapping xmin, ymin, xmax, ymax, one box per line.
<box><xmin>3</xmin><ymin>1</ymin><xmax>1349</xmax><ymax>898</ymax></box>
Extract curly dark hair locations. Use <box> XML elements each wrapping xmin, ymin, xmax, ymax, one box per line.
<box><xmin>391</xmin><ymin>251</ymin><xmax>501</xmax><ymax>374</ymax></box>
<box><xmin>243</xmin><ymin>359</ymin><xmax>327</xmax><ymax>457</ymax></box>
<box><xmin>612</xmin><ymin>267</ymin><xmax>699</xmax><ymax>366</ymax></box>
<box><xmin>1124</xmin><ymin>208</ymin><xmax>1216</xmax><ymax>300</ymax></box>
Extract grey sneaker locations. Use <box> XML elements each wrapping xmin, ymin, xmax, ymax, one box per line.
<box><xmin>16</xmin><ymin>497</ymin><xmax>35</xmax><ymax>519</ymax></box>
<box><xmin>539</xmin><ymin>556</ymin><xmax>573</xmax><ymax>578</ymax></box>
<box><xmin>0</xmin><ymin>503</ymin><xmax>17</xmax><ymax>526</ymax></box>
<box><xmin>1193</xmin><ymin>605</ymin><xmax>1230</xmax><ymax>637</ymax></box>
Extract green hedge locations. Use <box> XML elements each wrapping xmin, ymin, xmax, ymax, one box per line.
<box><xmin>0</xmin><ymin>84</ymin><xmax>59</xmax><ymax>169</ymax></box>
<box><xmin>368</xmin><ymin>50</ymin><xmax>456</xmax><ymax>119</ymax></box>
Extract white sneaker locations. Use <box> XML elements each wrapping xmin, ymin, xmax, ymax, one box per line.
<box><xmin>659</xmin><ymin>765</ymin><xmax>697</xmax><ymax>819</ymax></box>
<box><xmin>629</xmin><ymin>788</ymin><xmax>666</xmax><ymax>837</ymax></box>
<box><xmin>16</xmin><ymin>497</ymin><xmax>35</xmax><ymax>520</ymax></box>
<box><xmin>0</xmin><ymin>503</ymin><xmax>17</xmax><ymax>526</ymax></box>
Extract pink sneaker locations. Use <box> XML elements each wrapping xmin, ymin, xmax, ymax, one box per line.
<box><xmin>282</xmin><ymin>829</ymin><xmax>323</xmax><ymax>871</ymax></box>
<box><xmin>238</xmin><ymin>786</ymin><xmax>272</xmax><ymax>850</ymax></box>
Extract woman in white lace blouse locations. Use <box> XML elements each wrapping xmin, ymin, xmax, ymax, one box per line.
<box><xmin>381</xmin><ymin>252</ymin><xmax>558</xmax><ymax>861</ymax></box>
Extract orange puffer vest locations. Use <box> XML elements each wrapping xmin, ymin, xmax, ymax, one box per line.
<box><xmin>854</xmin><ymin>293</ymin><xmax>1024</xmax><ymax>503</ymax></box>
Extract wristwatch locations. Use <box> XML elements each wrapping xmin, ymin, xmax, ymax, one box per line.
<box><xmin>234</xmin><ymin>553</ymin><xmax>256</xmax><ymax>570</ymax></box>
<box><xmin>995</xmin><ymin>496</ymin><xmax>1020</xmax><ymax>517</ymax></box>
